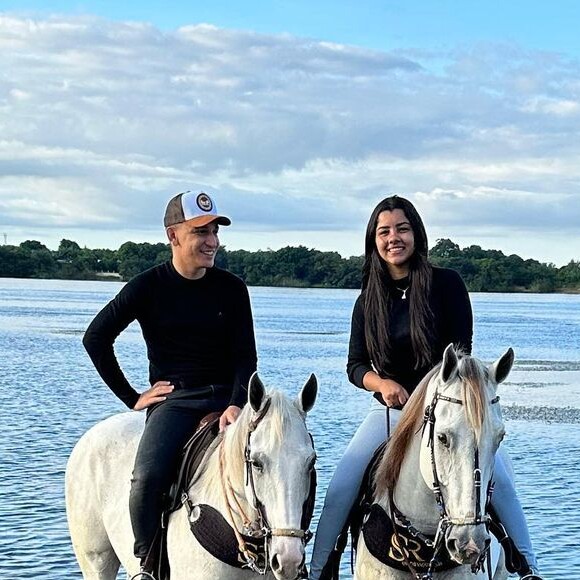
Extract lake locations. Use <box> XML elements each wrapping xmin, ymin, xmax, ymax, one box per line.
<box><xmin>0</xmin><ymin>278</ymin><xmax>579</xmax><ymax>578</ymax></box>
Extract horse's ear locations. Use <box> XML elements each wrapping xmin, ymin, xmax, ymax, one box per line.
<box><xmin>439</xmin><ymin>343</ymin><xmax>459</xmax><ymax>383</ymax></box>
<box><xmin>248</xmin><ymin>372</ymin><xmax>266</xmax><ymax>412</ymax></box>
<box><xmin>295</xmin><ymin>373</ymin><xmax>318</xmax><ymax>414</ymax></box>
<box><xmin>489</xmin><ymin>348</ymin><xmax>514</xmax><ymax>385</ymax></box>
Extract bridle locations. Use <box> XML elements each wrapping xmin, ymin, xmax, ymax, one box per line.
<box><xmin>389</xmin><ymin>387</ymin><xmax>500</xmax><ymax>580</ymax></box>
<box><xmin>219</xmin><ymin>397</ymin><xmax>314</xmax><ymax>575</ymax></box>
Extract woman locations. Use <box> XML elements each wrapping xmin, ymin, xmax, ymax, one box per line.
<box><xmin>309</xmin><ymin>196</ymin><xmax>542</xmax><ymax>579</ymax></box>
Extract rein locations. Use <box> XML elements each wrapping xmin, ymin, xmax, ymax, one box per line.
<box><xmin>389</xmin><ymin>389</ymin><xmax>500</xmax><ymax>580</ymax></box>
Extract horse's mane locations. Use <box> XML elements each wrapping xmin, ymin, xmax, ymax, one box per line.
<box><xmin>204</xmin><ymin>390</ymin><xmax>299</xmax><ymax>486</ymax></box>
<box><xmin>374</xmin><ymin>353</ymin><xmax>489</xmax><ymax>497</ymax></box>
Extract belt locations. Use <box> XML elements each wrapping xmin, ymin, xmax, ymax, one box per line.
<box><xmin>173</xmin><ymin>381</ymin><xmax>230</xmax><ymax>397</ymax></box>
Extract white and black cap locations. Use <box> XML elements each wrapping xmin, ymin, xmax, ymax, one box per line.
<box><xmin>163</xmin><ymin>191</ymin><xmax>231</xmax><ymax>228</ymax></box>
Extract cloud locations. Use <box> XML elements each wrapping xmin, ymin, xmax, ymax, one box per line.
<box><xmin>0</xmin><ymin>15</ymin><xmax>579</xmax><ymax>264</ymax></box>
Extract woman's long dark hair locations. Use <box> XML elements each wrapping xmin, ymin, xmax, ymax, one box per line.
<box><xmin>362</xmin><ymin>196</ymin><xmax>434</xmax><ymax>372</ymax></box>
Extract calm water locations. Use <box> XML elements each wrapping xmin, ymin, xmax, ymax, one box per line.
<box><xmin>0</xmin><ymin>278</ymin><xmax>579</xmax><ymax>579</ymax></box>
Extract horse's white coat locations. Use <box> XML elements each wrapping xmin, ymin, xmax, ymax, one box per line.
<box><xmin>66</xmin><ymin>375</ymin><xmax>317</xmax><ymax>580</ymax></box>
<box><xmin>355</xmin><ymin>346</ymin><xmax>513</xmax><ymax>579</ymax></box>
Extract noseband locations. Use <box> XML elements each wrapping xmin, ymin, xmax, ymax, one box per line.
<box><xmin>220</xmin><ymin>398</ymin><xmax>314</xmax><ymax>575</ymax></box>
<box><xmin>390</xmin><ymin>387</ymin><xmax>500</xmax><ymax>580</ymax></box>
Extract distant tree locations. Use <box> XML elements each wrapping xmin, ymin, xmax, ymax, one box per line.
<box><xmin>430</xmin><ymin>238</ymin><xmax>461</xmax><ymax>259</ymax></box>
<box><xmin>557</xmin><ymin>260</ymin><xmax>580</xmax><ymax>289</ymax></box>
<box><xmin>57</xmin><ymin>239</ymin><xmax>81</xmax><ymax>260</ymax></box>
<box><xmin>117</xmin><ymin>242</ymin><xmax>170</xmax><ymax>280</ymax></box>
<box><xmin>336</xmin><ymin>255</ymin><xmax>363</xmax><ymax>289</ymax></box>
<box><xmin>19</xmin><ymin>240</ymin><xmax>57</xmax><ymax>278</ymax></box>
<box><xmin>92</xmin><ymin>248</ymin><xmax>119</xmax><ymax>272</ymax></box>
<box><xmin>20</xmin><ymin>240</ymin><xmax>48</xmax><ymax>252</ymax></box>
<box><xmin>0</xmin><ymin>246</ymin><xmax>35</xmax><ymax>277</ymax></box>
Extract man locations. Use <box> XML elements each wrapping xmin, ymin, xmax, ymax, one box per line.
<box><xmin>83</xmin><ymin>191</ymin><xmax>257</xmax><ymax>576</ymax></box>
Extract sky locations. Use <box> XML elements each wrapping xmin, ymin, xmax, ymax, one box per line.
<box><xmin>1</xmin><ymin>1</ymin><xmax>580</xmax><ymax>265</ymax></box>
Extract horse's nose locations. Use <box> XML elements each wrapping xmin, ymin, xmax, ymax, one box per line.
<box><xmin>270</xmin><ymin>554</ymin><xmax>304</xmax><ymax>579</ymax></box>
<box><xmin>269</xmin><ymin>539</ymin><xmax>304</xmax><ymax>579</ymax></box>
<box><xmin>446</xmin><ymin>527</ymin><xmax>490</xmax><ymax>564</ymax></box>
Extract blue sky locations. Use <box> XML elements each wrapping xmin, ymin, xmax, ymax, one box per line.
<box><xmin>1</xmin><ymin>1</ymin><xmax>580</xmax><ymax>264</ymax></box>
<box><xmin>6</xmin><ymin>0</ymin><xmax>580</xmax><ymax>55</ymax></box>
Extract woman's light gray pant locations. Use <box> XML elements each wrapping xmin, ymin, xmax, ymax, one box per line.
<box><xmin>309</xmin><ymin>398</ymin><xmax>537</xmax><ymax>578</ymax></box>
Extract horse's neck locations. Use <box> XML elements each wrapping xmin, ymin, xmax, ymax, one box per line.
<box><xmin>389</xmin><ymin>430</ymin><xmax>440</xmax><ymax>534</ymax></box>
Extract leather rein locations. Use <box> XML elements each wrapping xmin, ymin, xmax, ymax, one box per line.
<box><xmin>389</xmin><ymin>389</ymin><xmax>500</xmax><ymax>580</ymax></box>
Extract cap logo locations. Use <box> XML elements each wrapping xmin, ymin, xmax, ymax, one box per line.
<box><xmin>197</xmin><ymin>193</ymin><xmax>213</xmax><ymax>213</ymax></box>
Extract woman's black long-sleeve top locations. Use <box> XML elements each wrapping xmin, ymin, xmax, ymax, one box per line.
<box><xmin>347</xmin><ymin>266</ymin><xmax>473</xmax><ymax>403</ymax></box>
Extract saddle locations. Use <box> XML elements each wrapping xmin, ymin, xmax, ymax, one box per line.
<box><xmin>320</xmin><ymin>442</ymin><xmax>533</xmax><ymax>579</ymax></box>
<box><xmin>142</xmin><ymin>412</ymin><xmax>222</xmax><ymax>580</ymax></box>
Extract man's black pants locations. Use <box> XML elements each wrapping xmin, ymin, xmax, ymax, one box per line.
<box><xmin>129</xmin><ymin>385</ymin><xmax>230</xmax><ymax>560</ymax></box>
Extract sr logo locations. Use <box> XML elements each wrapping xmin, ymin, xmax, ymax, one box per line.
<box><xmin>388</xmin><ymin>533</ymin><xmax>426</xmax><ymax>564</ymax></box>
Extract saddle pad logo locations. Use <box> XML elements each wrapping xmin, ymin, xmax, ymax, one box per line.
<box><xmin>388</xmin><ymin>533</ymin><xmax>426</xmax><ymax>565</ymax></box>
<box><xmin>197</xmin><ymin>193</ymin><xmax>213</xmax><ymax>212</ymax></box>
<box><xmin>361</xmin><ymin>503</ymin><xmax>460</xmax><ymax>573</ymax></box>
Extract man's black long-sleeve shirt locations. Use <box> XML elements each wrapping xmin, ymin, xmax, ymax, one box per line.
<box><xmin>347</xmin><ymin>267</ymin><xmax>473</xmax><ymax>402</ymax></box>
<box><xmin>83</xmin><ymin>262</ymin><xmax>257</xmax><ymax>409</ymax></box>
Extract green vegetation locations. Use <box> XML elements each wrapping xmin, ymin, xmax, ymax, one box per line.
<box><xmin>429</xmin><ymin>239</ymin><xmax>579</xmax><ymax>293</ymax></box>
<box><xmin>0</xmin><ymin>238</ymin><xmax>578</xmax><ymax>293</ymax></box>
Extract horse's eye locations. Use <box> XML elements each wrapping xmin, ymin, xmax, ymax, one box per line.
<box><xmin>437</xmin><ymin>433</ymin><xmax>449</xmax><ymax>447</ymax></box>
<box><xmin>308</xmin><ymin>456</ymin><xmax>317</xmax><ymax>471</ymax></box>
<box><xmin>251</xmin><ymin>460</ymin><xmax>263</xmax><ymax>472</ymax></box>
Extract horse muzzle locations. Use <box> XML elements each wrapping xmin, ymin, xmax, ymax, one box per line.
<box><xmin>445</xmin><ymin>524</ymin><xmax>490</xmax><ymax>565</ymax></box>
<box><xmin>269</xmin><ymin>536</ymin><xmax>306</xmax><ymax>580</ymax></box>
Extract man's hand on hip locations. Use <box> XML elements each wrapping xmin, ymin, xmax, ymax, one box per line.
<box><xmin>133</xmin><ymin>381</ymin><xmax>174</xmax><ymax>411</ymax></box>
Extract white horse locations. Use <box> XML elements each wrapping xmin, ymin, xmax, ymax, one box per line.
<box><xmin>355</xmin><ymin>345</ymin><xmax>514</xmax><ymax>579</ymax></box>
<box><xmin>66</xmin><ymin>373</ymin><xmax>318</xmax><ymax>580</ymax></box>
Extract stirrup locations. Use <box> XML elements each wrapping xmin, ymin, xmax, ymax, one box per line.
<box><xmin>520</xmin><ymin>574</ymin><xmax>544</xmax><ymax>580</ymax></box>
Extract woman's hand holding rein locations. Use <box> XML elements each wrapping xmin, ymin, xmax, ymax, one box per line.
<box><xmin>362</xmin><ymin>371</ymin><xmax>409</xmax><ymax>408</ymax></box>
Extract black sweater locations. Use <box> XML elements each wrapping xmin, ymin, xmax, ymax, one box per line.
<box><xmin>347</xmin><ymin>267</ymin><xmax>473</xmax><ymax>403</ymax></box>
<box><xmin>83</xmin><ymin>262</ymin><xmax>257</xmax><ymax>409</ymax></box>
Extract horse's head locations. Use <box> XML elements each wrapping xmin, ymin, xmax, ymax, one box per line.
<box><xmin>225</xmin><ymin>372</ymin><xmax>317</xmax><ymax>580</ymax></box>
<box><xmin>419</xmin><ymin>344</ymin><xmax>514</xmax><ymax>566</ymax></box>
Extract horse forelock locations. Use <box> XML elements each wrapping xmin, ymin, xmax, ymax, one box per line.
<box><xmin>457</xmin><ymin>356</ymin><xmax>489</xmax><ymax>442</ymax></box>
<box><xmin>220</xmin><ymin>390</ymin><xmax>304</xmax><ymax>483</ymax></box>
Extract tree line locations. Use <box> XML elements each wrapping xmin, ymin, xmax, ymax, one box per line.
<box><xmin>0</xmin><ymin>238</ymin><xmax>579</xmax><ymax>293</ymax></box>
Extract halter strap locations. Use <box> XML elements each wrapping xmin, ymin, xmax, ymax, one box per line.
<box><xmin>248</xmin><ymin>398</ymin><xmax>272</xmax><ymax>433</ymax></box>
